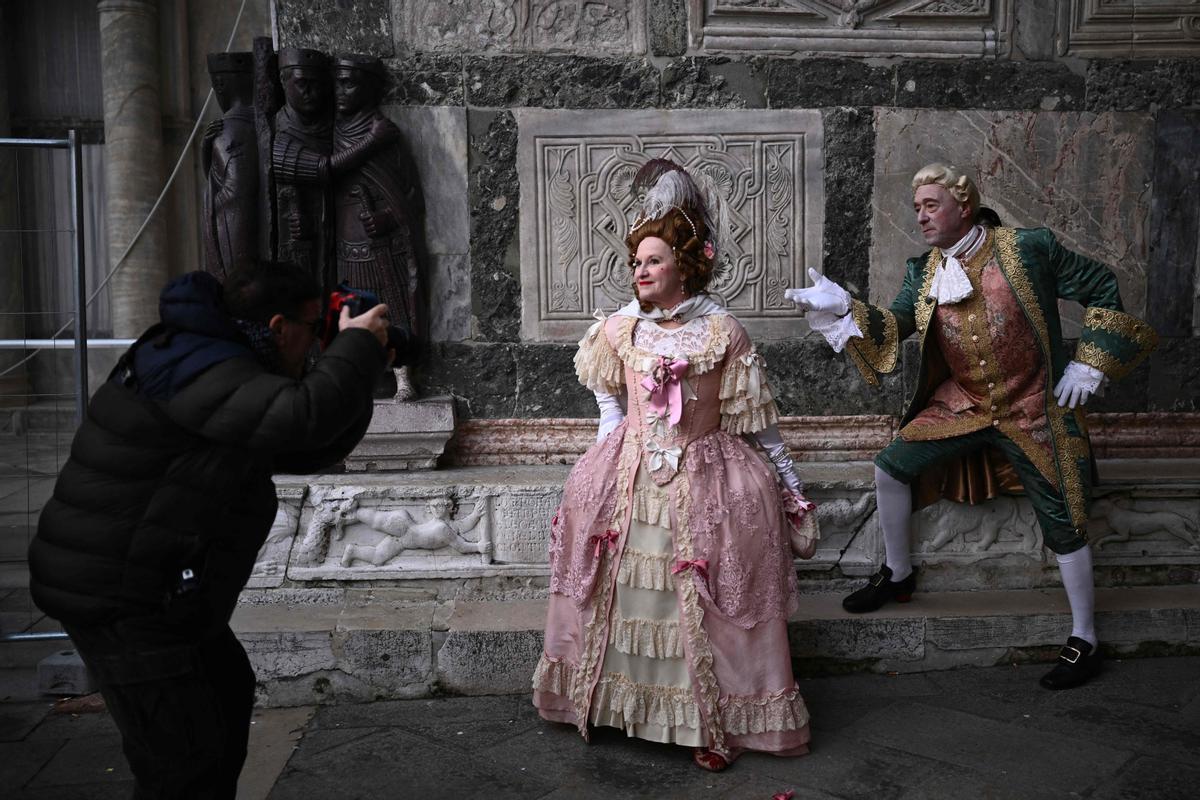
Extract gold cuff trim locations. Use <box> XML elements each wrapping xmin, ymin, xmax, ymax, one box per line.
<box><xmin>1083</xmin><ymin>306</ymin><xmax>1158</xmax><ymax>348</ymax></box>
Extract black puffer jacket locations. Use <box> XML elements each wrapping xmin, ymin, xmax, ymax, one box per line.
<box><xmin>30</xmin><ymin>272</ymin><xmax>384</xmax><ymax>632</ymax></box>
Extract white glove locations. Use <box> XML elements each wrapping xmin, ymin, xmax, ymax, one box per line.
<box><xmin>1053</xmin><ymin>360</ymin><xmax>1105</xmax><ymax>409</ymax></box>
<box><xmin>595</xmin><ymin>389</ymin><xmax>626</xmax><ymax>441</ymax></box>
<box><xmin>750</xmin><ymin>424</ymin><xmax>803</xmax><ymax>495</ymax></box>
<box><xmin>783</xmin><ymin>268</ymin><xmax>851</xmax><ymax>316</ymax></box>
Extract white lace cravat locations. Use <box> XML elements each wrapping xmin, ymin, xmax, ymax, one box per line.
<box><xmin>927</xmin><ymin>225</ymin><xmax>985</xmax><ymax>305</ymax></box>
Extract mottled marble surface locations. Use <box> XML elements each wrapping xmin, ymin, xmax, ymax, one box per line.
<box><xmin>870</xmin><ymin>109</ymin><xmax>1154</xmax><ymax>325</ymax></box>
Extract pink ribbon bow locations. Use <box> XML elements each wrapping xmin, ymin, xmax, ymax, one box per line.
<box><xmin>672</xmin><ymin>558</ymin><xmax>709</xmax><ymax>580</ymax></box>
<box><xmin>772</xmin><ymin>792</ymin><xmax>795</xmax><ymax>800</ymax></box>
<box><xmin>589</xmin><ymin>529</ymin><xmax>620</xmax><ymax>558</ymax></box>
<box><xmin>640</xmin><ymin>356</ymin><xmax>690</xmax><ymax>427</ymax></box>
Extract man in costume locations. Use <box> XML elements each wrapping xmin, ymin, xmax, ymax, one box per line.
<box><xmin>202</xmin><ymin>51</ymin><xmax>258</xmax><ymax>280</ymax></box>
<box><xmin>787</xmin><ymin>164</ymin><xmax>1157</xmax><ymax>689</ymax></box>
<box><xmin>332</xmin><ymin>54</ymin><xmax>425</xmax><ymax>400</ymax></box>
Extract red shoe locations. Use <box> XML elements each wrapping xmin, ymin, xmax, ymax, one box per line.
<box><xmin>692</xmin><ymin>748</ymin><xmax>730</xmax><ymax>772</ymax></box>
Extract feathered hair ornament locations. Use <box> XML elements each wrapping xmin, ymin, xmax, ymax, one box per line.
<box><xmin>628</xmin><ymin>158</ymin><xmax>730</xmax><ymax>265</ymax></box>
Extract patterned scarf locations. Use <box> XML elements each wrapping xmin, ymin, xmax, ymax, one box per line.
<box><xmin>233</xmin><ymin>318</ymin><xmax>282</xmax><ymax>373</ymax></box>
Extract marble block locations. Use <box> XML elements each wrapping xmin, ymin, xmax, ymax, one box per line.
<box><xmin>344</xmin><ymin>396</ymin><xmax>456</xmax><ymax>472</ymax></box>
<box><xmin>871</xmin><ymin>109</ymin><xmax>1153</xmax><ymax>323</ymax></box>
<box><xmin>517</xmin><ymin>108</ymin><xmax>824</xmax><ymax>342</ymax></box>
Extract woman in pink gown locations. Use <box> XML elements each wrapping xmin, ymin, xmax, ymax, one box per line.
<box><xmin>532</xmin><ymin>160</ymin><xmax>819</xmax><ymax>771</ymax></box>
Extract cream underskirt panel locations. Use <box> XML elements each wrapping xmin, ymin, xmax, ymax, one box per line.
<box><xmin>589</xmin><ymin>469</ymin><xmax>703</xmax><ymax>747</ymax></box>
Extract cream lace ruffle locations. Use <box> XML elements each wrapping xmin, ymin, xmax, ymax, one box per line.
<box><xmin>532</xmin><ymin>653</ymin><xmax>575</xmax><ymax>696</ymax></box>
<box><xmin>719</xmin><ymin>685</ymin><xmax>810</xmax><ymax>735</ymax></box>
<box><xmin>617</xmin><ymin>314</ymin><xmax>732</xmax><ymax>379</ymax></box>
<box><xmin>574</xmin><ymin>316</ymin><xmax>625</xmax><ymax>394</ymax></box>
<box><xmin>608</xmin><ymin>612</ymin><xmax>685</xmax><ymax>659</ymax></box>
<box><xmin>629</xmin><ymin>485</ymin><xmax>672</xmax><ymax>530</ymax></box>
<box><xmin>719</xmin><ymin>350</ymin><xmax>780</xmax><ymax>435</ymax></box>
<box><xmin>592</xmin><ymin>671</ymin><xmax>700</xmax><ymax>730</ymax></box>
<box><xmin>617</xmin><ymin>547</ymin><xmax>676</xmax><ymax>591</ymax></box>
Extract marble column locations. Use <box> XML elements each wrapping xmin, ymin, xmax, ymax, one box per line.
<box><xmin>98</xmin><ymin>0</ymin><xmax>168</xmax><ymax>337</ymax></box>
<box><xmin>0</xmin><ymin>4</ymin><xmax>30</xmax><ymax>406</ymax></box>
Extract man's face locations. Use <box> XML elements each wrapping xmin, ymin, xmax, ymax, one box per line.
<box><xmin>272</xmin><ymin>298</ymin><xmax>323</xmax><ymax>379</ymax></box>
<box><xmin>913</xmin><ymin>184</ymin><xmax>973</xmax><ymax>249</ymax></box>
<box><xmin>282</xmin><ymin>67</ymin><xmax>329</xmax><ymax>118</ymax></box>
<box><xmin>335</xmin><ymin>69</ymin><xmax>375</xmax><ymax>115</ymax></box>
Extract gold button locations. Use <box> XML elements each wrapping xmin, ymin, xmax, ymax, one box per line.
<box><xmin>971</xmin><ymin>335</ymin><xmax>979</xmax><ymax>342</ymax></box>
<box><xmin>979</xmin><ymin>359</ymin><xmax>987</xmax><ymax>366</ymax></box>
<box><xmin>917</xmin><ymin>325</ymin><xmax>925</xmax><ymax>333</ymax></box>
<box><xmin>992</xmin><ymin>419</ymin><xmax>1000</xmax><ymax>427</ymax></box>
<box><xmin>987</xmin><ymin>382</ymin><xmax>995</xmax><ymax>389</ymax></box>
<box><xmin>990</xmin><ymin>404</ymin><xmax>998</xmax><ymax>412</ymax></box>
<box><xmin>968</xmin><ymin>314</ymin><xmax>976</xmax><ymax>321</ymax></box>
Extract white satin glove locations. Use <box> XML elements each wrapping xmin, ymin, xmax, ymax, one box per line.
<box><xmin>1053</xmin><ymin>360</ymin><xmax>1105</xmax><ymax>409</ymax></box>
<box><xmin>595</xmin><ymin>389</ymin><xmax>626</xmax><ymax>441</ymax></box>
<box><xmin>784</xmin><ymin>268</ymin><xmax>851</xmax><ymax>317</ymax></box>
<box><xmin>750</xmin><ymin>424</ymin><xmax>803</xmax><ymax>495</ymax></box>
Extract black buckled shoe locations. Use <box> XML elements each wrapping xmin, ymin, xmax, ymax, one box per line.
<box><xmin>841</xmin><ymin>565</ymin><xmax>917</xmax><ymax>614</ymax></box>
<box><xmin>1039</xmin><ymin>637</ymin><xmax>1102</xmax><ymax>690</ymax></box>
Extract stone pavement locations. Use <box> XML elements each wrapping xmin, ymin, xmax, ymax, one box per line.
<box><xmin>3</xmin><ymin>655</ymin><xmax>1199</xmax><ymax>799</ymax></box>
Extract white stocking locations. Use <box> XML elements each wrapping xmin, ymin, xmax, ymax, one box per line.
<box><xmin>874</xmin><ymin>465</ymin><xmax>913</xmax><ymax>581</ymax></box>
<box><xmin>1056</xmin><ymin>547</ymin><xmax>1097</xmax><ymax>647</ymax></box>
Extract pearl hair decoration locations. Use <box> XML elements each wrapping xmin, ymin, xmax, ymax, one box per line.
<box><xmin>629</xmin><ymin>205</ymin><xmax>697</xmax><ymax>239</ymax></box>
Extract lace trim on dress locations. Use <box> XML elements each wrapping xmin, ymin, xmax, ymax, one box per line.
<box><xmin>719</xmin><ymin>350</ymin><xmax>780</xmax><ymax>435</ymax></box>
<box><xmin>532</xmin><ymin>653</ymin><xmax>575</xmax><ymax>696</ymax></box>
<box><xmin>608</xmin><ymin>612</ymin><xmax>685</xmax><ymax>659</ymax></box>
<box><xmin>592</xmin><ymin>672</ymin><xmax>701</xmax><ymax>730</ymax></box>
<box><xmin>719</xmin><ymin>684</ymin><xmax>811</xmax><ymax>736</ymax></box>
<box><xmin>618</xmin><ymin>314</ymin><xmax>731</xmax><ymax>379</ymax></box>
<box><xmin>574</xmin><ymin>315</ymin><xmax>625</xmax><ymax>394</ymax></box>
<box><xmin>617</xmin><ymin>547</ymin><xmax>677</xmax><ymax>591</ymax></box>
<box><xmin>673</xmin><ymin>468</ymin><xmax>726</xmax><ymax>752</ymax></box>
<box><xmin>629</xmin><ymin>485</ymin><xmax>673</xmax><ymax>530</ymax></box>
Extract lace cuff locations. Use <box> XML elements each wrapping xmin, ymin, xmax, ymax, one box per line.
<box><xmin>807</xmin><ymin>310</ymin><xmax>864</xmax><ymax>354</ymax></box>
<box><xmin>574</xmin><ymin>315</ymin><xmax>624</xmax><ymax>393</ymax></box>
<box><xmin>719</xmin><ymin>350</ymin><xmax>780</xmax><ymax>435</ymax></box>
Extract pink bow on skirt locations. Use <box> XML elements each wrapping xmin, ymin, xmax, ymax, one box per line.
<box><xmin>672</xmin><ymin>558</ymin><xmax>709</xmax><ymax>581</ymax></box>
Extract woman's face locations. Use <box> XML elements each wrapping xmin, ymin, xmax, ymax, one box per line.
<box><xmin>632</xmin><ymin>236</ymin><xmax>687</xmax><ymax>309</ymax></box>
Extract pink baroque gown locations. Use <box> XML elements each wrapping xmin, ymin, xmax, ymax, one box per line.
<box><xmin>533</xmin><ymin>310</ymin><xmax>816</xmax><ymax>759</ymax></box>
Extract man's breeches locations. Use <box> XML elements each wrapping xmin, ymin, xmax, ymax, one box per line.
<box><xmin>874</xmin><ymin>428</ymin><xmax>1089</xmax><ymax>555</ymax></box>
<box><xmin>63</xmin><ymin>622</ymin><xmax>255</xmax><ymax>800</ymax></box>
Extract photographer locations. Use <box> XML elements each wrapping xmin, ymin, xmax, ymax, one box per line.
<box><xmin>28</xmin><ymin>263</ymin><xmax>390</xmax><ymax>799</ymax></box>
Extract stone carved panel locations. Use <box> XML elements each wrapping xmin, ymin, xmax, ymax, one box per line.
<box><xmin>397</xmin><ymin>0</ymin><xmax>647</xmax><ymax>54</ymax></box>
<box><xmin>491</xmin><ymin>489</ymin><xmax>562</xmax><ymax>563</ymax></box>
<box><xmin>691</xmin><ymin>0</ymin><xmax>1012</xmax><ymax>57</ymax></box>
<box><xmin>801</xmin><ymin>491</ymin><xmax>879</xmax><ymax>574</ymax></box>
<box><xmin>248</xmin><ymin>487</ymin><xmax>306</xmax><ymax>589</ymax></box>
<box><xmin>289</xmin><ymin>486</ymin><xmax>493</xmax><ymax>579</ymax></box>
<box><xmin>912</xmin><ymin>496</ymin><xmax>1045</xmax><ymax>563</ymax></box>
<box><xmin>517</xmin><ymin>109</ymin><xmax>824</xmax><ymax>342</ymax></box>
<box><xmin>1090</xmin><ymin>492</ymin><xmax>1200</xmax><ymax>562</ymax></box>
<box><xmin>1059</xmin><ymin>0</ymin><xmax>1200</xmax><ymax>58</ymax></box>
<box><xmin>871</xmin><ymin>109</ymin><xmax>1153</xmax><ymax>324</ymax></box>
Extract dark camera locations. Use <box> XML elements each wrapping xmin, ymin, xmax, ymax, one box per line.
<box><xmin>324</xmin><ymin>283</ymin><xmax>419</xmax><ymax>366</ymax></box>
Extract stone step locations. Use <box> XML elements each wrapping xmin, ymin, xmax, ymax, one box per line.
<box><xmin>231</xmin><ymin>585</ymin><xmax>1200</xmax><ymax>707</ymax></box>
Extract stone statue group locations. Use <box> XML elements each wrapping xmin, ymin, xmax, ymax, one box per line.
<box><xmin>203</xmin><ymin>38</ymin><xmax>425</xmax><ymax>400</ymax></box>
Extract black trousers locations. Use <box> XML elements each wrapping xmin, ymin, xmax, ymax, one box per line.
<box><xmin>63</xmin><ymin>621</ymin><xmax>255</xmax><ymax>800</ymax></box>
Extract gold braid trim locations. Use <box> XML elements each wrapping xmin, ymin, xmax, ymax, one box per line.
<box><xmin>674</xmin><ymin>468</ymin><xmax>725</xmax><ymax>753</ymax></box>
<box><xmin>719</xmin><ymin>684</ymin><xmax>811</xmax><ymax>736</ymax></box>
<box><xmin>913</xmin><ymin>247</ymin><xmax>941</xmax><ymax>343</ymax></box>
<box><xmin>1074</xmin><ymin>342</ymin><xmax>1131</xmax><ymax>380</ymax></box>
<box><xmin>1083</xmin><ymin>306</ymin><xmax>1158</xmax><ymax>348</ymax></box>
<box><xmin>845</xmin><ymin>299</ymin><xmax>901</xmax><ymax>384</ymax></box>
<box><xmin>993</xmin><ymin>227</ymin><xmax>1088</xmax><ymax>529</ymax></box>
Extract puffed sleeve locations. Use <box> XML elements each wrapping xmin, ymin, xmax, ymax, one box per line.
<box><xmin>574</xmin><ymin>312</ymin><xmax>625</xmax><ymax>394</ymax></box>
<box><xmin>719</xmin><ymin>316</ymin><xmax>780</xmax><ymax>435</ymax></box>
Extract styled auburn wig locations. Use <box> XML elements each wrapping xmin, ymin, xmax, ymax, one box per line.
<box><xmin>625</xmin><ymin>206</ymin><xmax>714</xmax><ymax>306</ymax></box>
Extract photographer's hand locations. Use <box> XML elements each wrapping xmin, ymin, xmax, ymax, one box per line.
<box><xmin>339</xmin><ymin>303</ymin><xmax>390</xmax><ymax>351</ymax></box>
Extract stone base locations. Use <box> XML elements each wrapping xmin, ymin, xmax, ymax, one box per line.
<box><xmin>344</xmin><ymin>395</ymin><xmax>456</xmax><ymax>472</ymax></box>
<box><xmin>233</xmin><ymin>586</ymin><xmax>1200</xmax><ymax>706</ymax></box>
<box><xmin>37</xmin><ymin>649</ymin><xmax>93</xmax><ymax>696</ymax></box>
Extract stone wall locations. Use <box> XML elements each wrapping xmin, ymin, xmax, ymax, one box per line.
<box><xmin>274</xmin><ymin>0</ymin><xmax>1200</xmax><ymax>421</ymax></box>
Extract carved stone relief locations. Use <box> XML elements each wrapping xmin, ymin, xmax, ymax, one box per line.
<box><xmin>801</xmin><ymin>491</ymin><xmax>878</xmax><ymax>574</ymax></box>
<box><xmin>248</xmin><ymin>487</ymin><xmax>306</xmax><ymax>588</ymax></box>
<box><xmin>690</xmin><ymin>0</ymin><xmax>1012</xmax><ymax>57</ymax></box>
<box><xmin>1059</xmin><ymin>0</ymin><xmax>1200</xmax><ymax>58</ymax></box>
<box><xmin>912</xmin><ymin>496</ymin><xmax>1045</xmax><ymax>562</ymax></box>
<box><xmin>517</xmin><ymin>109</ymin><xmax>824</xmax><ymax>342</ymax></box>
<box><xmin>1089</xmin><ymin>493</ymin><xmax>1200</xmax><ymax>561</ymax></box>
<box><xmin>398</xmin><ymin>0</ymin><xmax>647</xmax><ymax>54</ymax></box>
<box><xmin>491</xmin><ymin>490</ymin><xmax>561</xmax><ymax>563</ymax></box>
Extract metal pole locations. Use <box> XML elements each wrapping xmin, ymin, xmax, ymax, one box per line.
<box><xmin>68</xmin><ymin>129</ymin><xmax>88</xmax><ymax>423</ymax></box>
